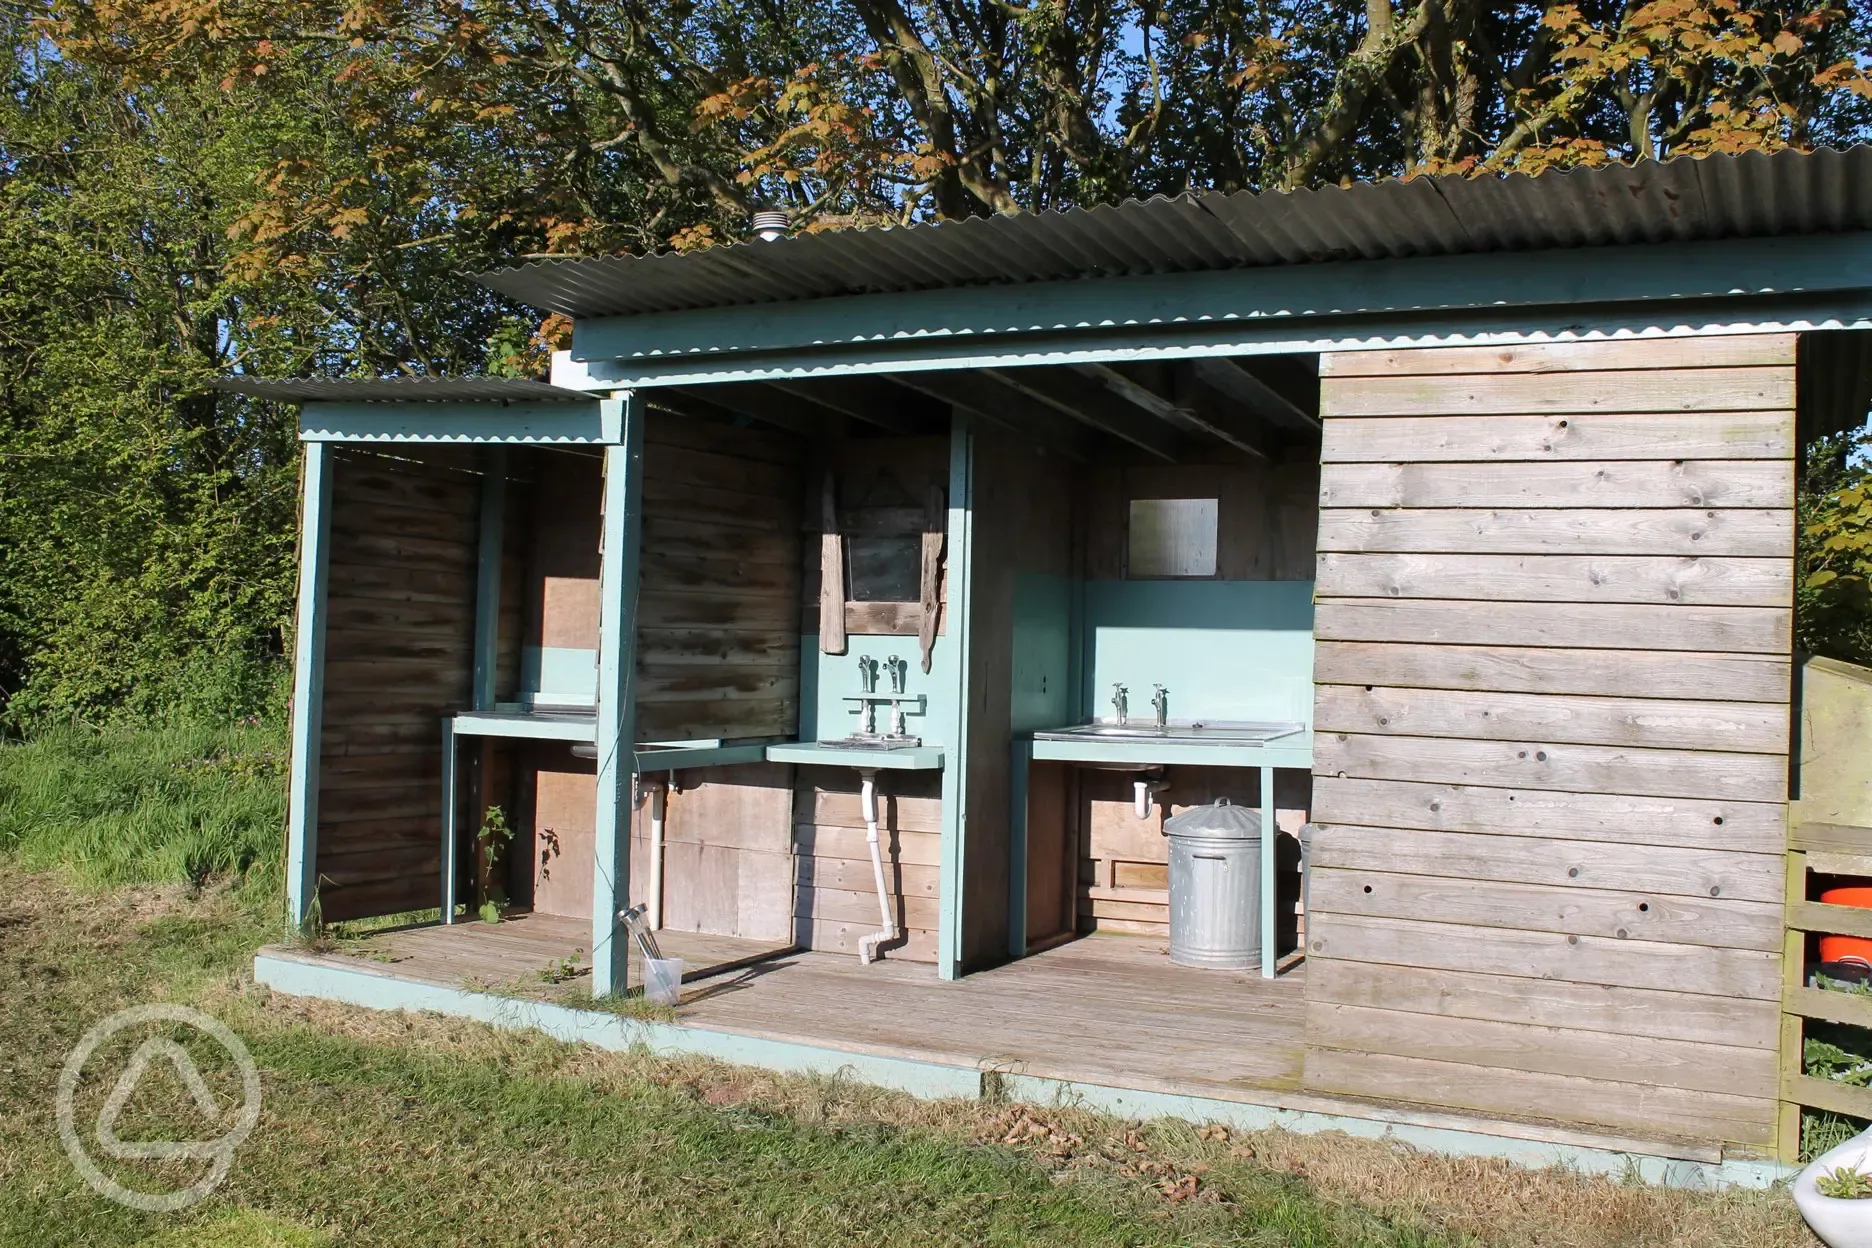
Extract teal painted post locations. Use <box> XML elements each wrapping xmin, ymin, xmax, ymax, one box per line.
<box><xmin>936</xmin><ymin>414</ymin><xmax>975</xmax><ymax>981</ymax></box>
<box><xmin>286</xmin><ymin>443</ymin><xmax>333</xmax><ymax>930</ymax></box>
<box><xmin>440</xmin><ymin>719</ymin><xmax>458</xmax><ymax>923</ymax></box>
<box><xmin>1260</xmin><ymin>765</ymin><xmax>1276</xmax><ymax>979</ymax></box>
<box><xmin>471</xmin><ymin>448</ymin><xmax>507</xmax><ymax>710</ymax></box>
<box><xmin>591</xmin><ymin>394</ymin><xmax>645</xmax><ymax>997</ymax></box>
<box><xmin>1007</xmin><ymin>739</ymin><xmax>1031</xmax><ymax>960</ymax></box>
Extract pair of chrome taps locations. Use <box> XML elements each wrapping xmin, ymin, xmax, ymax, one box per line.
<box><xmin>1112</xmin><ymin>682</ymin><xmax>1168</xmax><ymax>729</ymax></box>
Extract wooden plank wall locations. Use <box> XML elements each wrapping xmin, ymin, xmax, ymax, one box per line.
<box><xmin>630</xmin><ymin>762</ymin><xmax>794</xmax><ymax>942</ymax></box>
<box><xmin>793</xmin><ymin>766</ymin><xmax>942</xmax><ymax>961</ymax></box>
<box><xmin>1305</xmin><ymin>334</ymin><xmax>1796</xmax><ymax>1149</ymax></box>
<box><xmin>1081</xmin><ymin>448</ymin><xmax>1320</xmax><ymax>580</ymax></box>
<box><xmin>315</xmin><ymin>448</ymin><xmax>480</xmax><ymax>921</ymax></box>
<box><xmin>637</xmin><ymin>414</ymin><xmax>805</xmax><ymax>740</ymax></box>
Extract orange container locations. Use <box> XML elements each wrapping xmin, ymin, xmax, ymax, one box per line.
<box><xmin>1819</xmin><ymin>888</ymin><xmax>1872</xmax><ymax>965</ymax></box>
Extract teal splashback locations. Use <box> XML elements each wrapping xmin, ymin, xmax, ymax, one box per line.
<box><xmin>1079</xmin><ymin>580</ymin><xmax>1315</xmax><ymax>727</ymax></box>
<box><xmin>799</xmin><ymin>633</ymin><xmax>954</xmax><ymax>747</ymax></box>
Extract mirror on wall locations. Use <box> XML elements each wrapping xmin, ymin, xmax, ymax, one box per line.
<box><xmin>1127</xmin><ymin>498</ymin><xmax>1219</xmax><ymax>578</ymax></box>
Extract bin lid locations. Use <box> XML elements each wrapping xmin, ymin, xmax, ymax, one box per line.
<box><xmin>1163</xmin><ymin>797</ymin><xmax>1263</xmax><ymax>839</ymax></box>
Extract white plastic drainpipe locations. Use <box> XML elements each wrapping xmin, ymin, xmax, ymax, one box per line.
<box><xmin>646</xmin><ymin>776</ymin><xmax>669</xmax><ymax>931</ymax></box>
<box><xmin>1133</xmin><ymin>778</ymin><xmax>1169</xmax><ymax>821</ymax></box>
<box><xmin>856</xmin><ymin>768</ymin><xmax>898</xmax><ymax>964</ymax></box>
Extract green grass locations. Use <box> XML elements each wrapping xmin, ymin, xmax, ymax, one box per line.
<box><xmin>0</xmin><ymin>716</ymin><xmax>285</xmax><ymax>900</ymax></box>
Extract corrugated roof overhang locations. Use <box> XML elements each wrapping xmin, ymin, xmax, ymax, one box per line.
<box><xmin>473</xmin><ymin>148</ymin><xmax>1872</xmax><ymax>321</ymax></box>
<box><xmin>213</xmin><ymin>377</ymin><xmax>593</xmax><ymax>404</ymax></box>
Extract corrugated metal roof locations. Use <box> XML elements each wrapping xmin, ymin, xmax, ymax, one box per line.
<box><xmin>474</xmin><ymin>147</ymin><xmax>1872</xmax><ymax>320</ymax></box>
<box><xmin>212</xmin><ymin>377</ymin><xmax>594</xmax><ymax>403</ymax></box>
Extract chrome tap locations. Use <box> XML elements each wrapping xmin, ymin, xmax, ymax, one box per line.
<box><xmin>1151</xmin><ymin>684</ymin><xmax>1168</xmax><ymax>730</ymax></box>
<box><xmin>1111</xmin><ymin>683</ymin><xmax>1128</xmax><ymax>726</ymax></box>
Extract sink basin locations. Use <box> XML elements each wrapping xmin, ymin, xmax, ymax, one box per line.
<box><xmin>819</xmin><ymin>735</ymin><xmax>925</xmax><ymax>752</ymax></box>
<box><xmin>1033</xmin><ymin>721</ymin><xmax>1303</xmax><ymax>746</ymax></box>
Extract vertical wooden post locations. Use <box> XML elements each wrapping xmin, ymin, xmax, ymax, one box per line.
<box><xmin>936</xmin><ymin>413</ymin><xmax>975</xmax><ymax>981</ymax></box>
<box><xmin>1007</xmin><ymin>738</ymin><xmax>1031</xmax><ymax>961</ymax></box>
<box><xmin>591</xmin><ymin>394</ymin><xmax>644</xmax><ymax>997</ymax></box>
<box><xmin>286</xmin><ymin>442</ymin><xmax>332</xmax><ymax>931</ymax></box>
<box><xmin>439</xmin><ymin>719</ymin><xmax>458</xmax><ymax>923</ymax></box>
<box><xmin>1260</xmin><ymin>765</ymin><xmax>1276</xmax><ymax>979</ymax></box>
<box><xmin>471</xmin><ymin>447</ymin><xmax>507</xmax><ymax>712</ymax></box>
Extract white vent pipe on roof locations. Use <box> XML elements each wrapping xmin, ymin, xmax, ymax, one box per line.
<box><xmin>751</xmin><ymin>209</ymin><xmax>790</xmax><ymax>242</ymax></box>
<box><xmin>856</xmin><ymin>769</ymin><xmax>898</xmax><ymax>964</ymax></box>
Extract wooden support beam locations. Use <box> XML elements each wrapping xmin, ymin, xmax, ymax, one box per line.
<box><xmin>767</xmin><ymin>376</ymin><xmax>933</xmax><ymax>435</ymax></box>
<box><xmin>980</xmin><ymin>366</ymin><xmax>1179</xmax><ymax>461</ymax></box>
<box><xmin>688</xmin><ymin>382</ymin><xmax>832</xmax><ymax>436</ymax></box>
<box><xmin>471</xmin><ymin>448</ymin><xmax>506</xmax><ymax>711</ymax></box>
<box><xmin>592</xmin><ymin>395</ymin><xmax>646</xmax><ymax>997</ymax></box>
<box><xmin>1072</xmin><ymin>361</ymin><xmax>1274</xmax><ymax>460</ymax></box>
<box><xmin>286</xmin><ymin>442</ymin><xmax>333</xmax><ymax>931</ymax></box>
<box><xmin>1190</xmin><ymin>356</ymin><xmax>1320</xmax><ymax>432</ymax></box>
<box><xmin>657</xmin><ymin>385</ymin><xmax>821</xmax><ymax>437</ymax></box>
<box><xmin>889</xmin><ymin>370</ymin><xmax>1090</xmax><ymax>460</ymax></box>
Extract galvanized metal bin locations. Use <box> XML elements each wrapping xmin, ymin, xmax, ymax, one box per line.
<box><xmin>1163</xmin><ymin>797</ymin><xmax>1262</xmax><ymax>970</ymax></box>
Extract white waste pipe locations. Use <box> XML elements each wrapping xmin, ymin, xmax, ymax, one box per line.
<box><xmin>646</xmin><ymin>776</ymin><xmax>669</xmax><ymax>931</ymax></box>
<box><xmin>856</xmin><ymin>769</ymin><xmax>898</xmax><ymax>964</ymax></box>
<box><xmin>1134</xmin><ymin>777</ymin><xmax>1170</xmax><ymax>821</ymax></box>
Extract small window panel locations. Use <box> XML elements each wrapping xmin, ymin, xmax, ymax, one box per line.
<box><xmin>1128</xmin><ymin>498</ymin><xmax>1218</xmax><ymax>578</ymax></box>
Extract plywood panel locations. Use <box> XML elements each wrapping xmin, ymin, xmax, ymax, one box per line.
<box><xmin>1316</xmin><ymin>508</ymin><xmax>1792</xmax><ymax>557</ymax></box>
<box><xmin>1314</xmin><ymin>684</ymin><xmax>1789</xmax><ymax>754</ymax></box>
<box><xmin>1318</xmin><ymin>459</ymin><xmax>1792</xmax><ymax>509</ymax></box>
<box><xmin>530</xmin><ymin>765</ymin><xmax>595</xmax><ymax>920</ymax></box>
<box><xmin>1322</xmin><ymin>368</ymin><xmax>1794</xmax><ymax>416</ymax></box>
<box><xmin>1314</xmin><ymin>598</ymin><xmax>1790</xmax><ymax>653</ymax></box>
<box><xmin>1320</xmin><ymin>412</ymin><xmax>1793</xmax><ymax>462</ymax></box>
<box><xmin>1312</xmin><ymin>641</ymin><xmax>1790</xmax><ymax>702</ymax></box>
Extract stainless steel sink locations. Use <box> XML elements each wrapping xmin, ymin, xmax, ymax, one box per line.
<box><xmin>1033</xmin><ymin>720</ymin><xmax>1303</xmax><ymax>745</ymax></box>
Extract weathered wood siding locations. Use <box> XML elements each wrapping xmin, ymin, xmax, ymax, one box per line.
<box><xmin>1305</xmin><ymin>335</ymin><xmax>1796</xmax><ymax>1149</ymax></box>
<box><xmin>315</xmin><ymin>448</ymin><xmax>480</xmax><ymax>921</ymax></box>
<box><xmin>793</xmin><ymin>767</ymin><xmax>941</xmax><ymax>961</ymax></box>
<box><xmin>637</xmin><ymin>414</ymin><xmax>804</xmax><ymax>741</ymax></box>
<box><xmin>630</xmin><ymin>762</ymin><xmax>794</xmax><ymax>942</ymax></box>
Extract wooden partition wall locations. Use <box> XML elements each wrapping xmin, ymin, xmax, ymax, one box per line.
<box><xmin>314</xmin><ymin>447</ymin><xmax>481</xmax><ymax>922</ymax></box>
<box><xmin>1305</xmin><ymin>335</ymin><xmax>1798</xmax><ymax>1149</ymax></box>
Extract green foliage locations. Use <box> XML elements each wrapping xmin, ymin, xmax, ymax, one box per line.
<box><xmin>0</xmin><ymin>710</ymin><xmax>286</xmax><ymax>897</ymax></box>
<box><xmin>1800</xmin><ymin>429</ymin><xmax>1872</xmax><ymax>667</ymax></box>
<box><xmin>1817</xmin><ymin>1164</ymin><xmax>1872</xmax><ymax>1199</ymax></box>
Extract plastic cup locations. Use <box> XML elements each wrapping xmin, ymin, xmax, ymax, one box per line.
<box><xmin>642</xmin><ymin>956</ymin><xmax>684</xmax><ymax>1007</ymax></box>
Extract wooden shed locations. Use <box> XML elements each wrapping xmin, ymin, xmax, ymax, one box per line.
<box><xmin>246</xmin><ymin>147</ymin><xmax>1872</xmax><ymax>1183</ymax></box>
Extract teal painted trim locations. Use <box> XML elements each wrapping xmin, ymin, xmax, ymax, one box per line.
<box><xmin>451</xmin><ymin>711</ymin><xmax>597</xmax><ymax>743</ymax></box>
<box><xmin>1008</xmin><ymin>740</ymin><xmax>1032</xmax><ymax>960</ymax></box>
<box><xmin>439</xmin><ymin>719</ymin><xmax>458</xmax><ymax>923</ymax></box>
<box><xmin>1028</xmin><ymin>734</ymin><xmax>1313</xmax><ymax>771</ymax></box>
<box><xmin>936</xmin><ymin>419</ymin><xmax>977</xmax><ymax>981</ymax></box>
<box><xmin>300</xmin><ymin>400</ymin><xmax>613</xmax><ymax>444</ymax></box>
<box><xmin>286</xmin><ymin>444</ymin><xmax>332</xmax><ymax>930</ymax></box>
<box><xmin>472</xmin><ymin>449</ymin><xmax>506</xmax><ymax>711</ymax></box>
<box><xmin>635</xmin><ymin>743</ymin><xmax>770</xmax><ymax>770</ymax></box>
<box><xmin>569</xmin><ymin>234</ymin><xmax>1872</xmax><ymax>365</ymax></box>
<box><xmin>1260</xmin><ymin>765</ymin><xmax>1276</xmax><ymax>980</ymax></box>
<box><xmin>252</xmin><ymin>949</ymin><xmax>1793</xmax><ymax>1191</ymax></box>
<box><xmin>592</xmin><ymin>396</ymin><xmax>646</xmax><ymax>996</ymax></box>
<box><xmin>763</xmin><ymin>742</ymin><xmax>944</xmax><ymax>770</ymax></box>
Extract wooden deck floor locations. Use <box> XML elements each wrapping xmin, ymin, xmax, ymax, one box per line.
<box><xmin>306</xmin><ymin>913</ymin><xmax>1306</xmax><ymax>1096</ymax></box>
